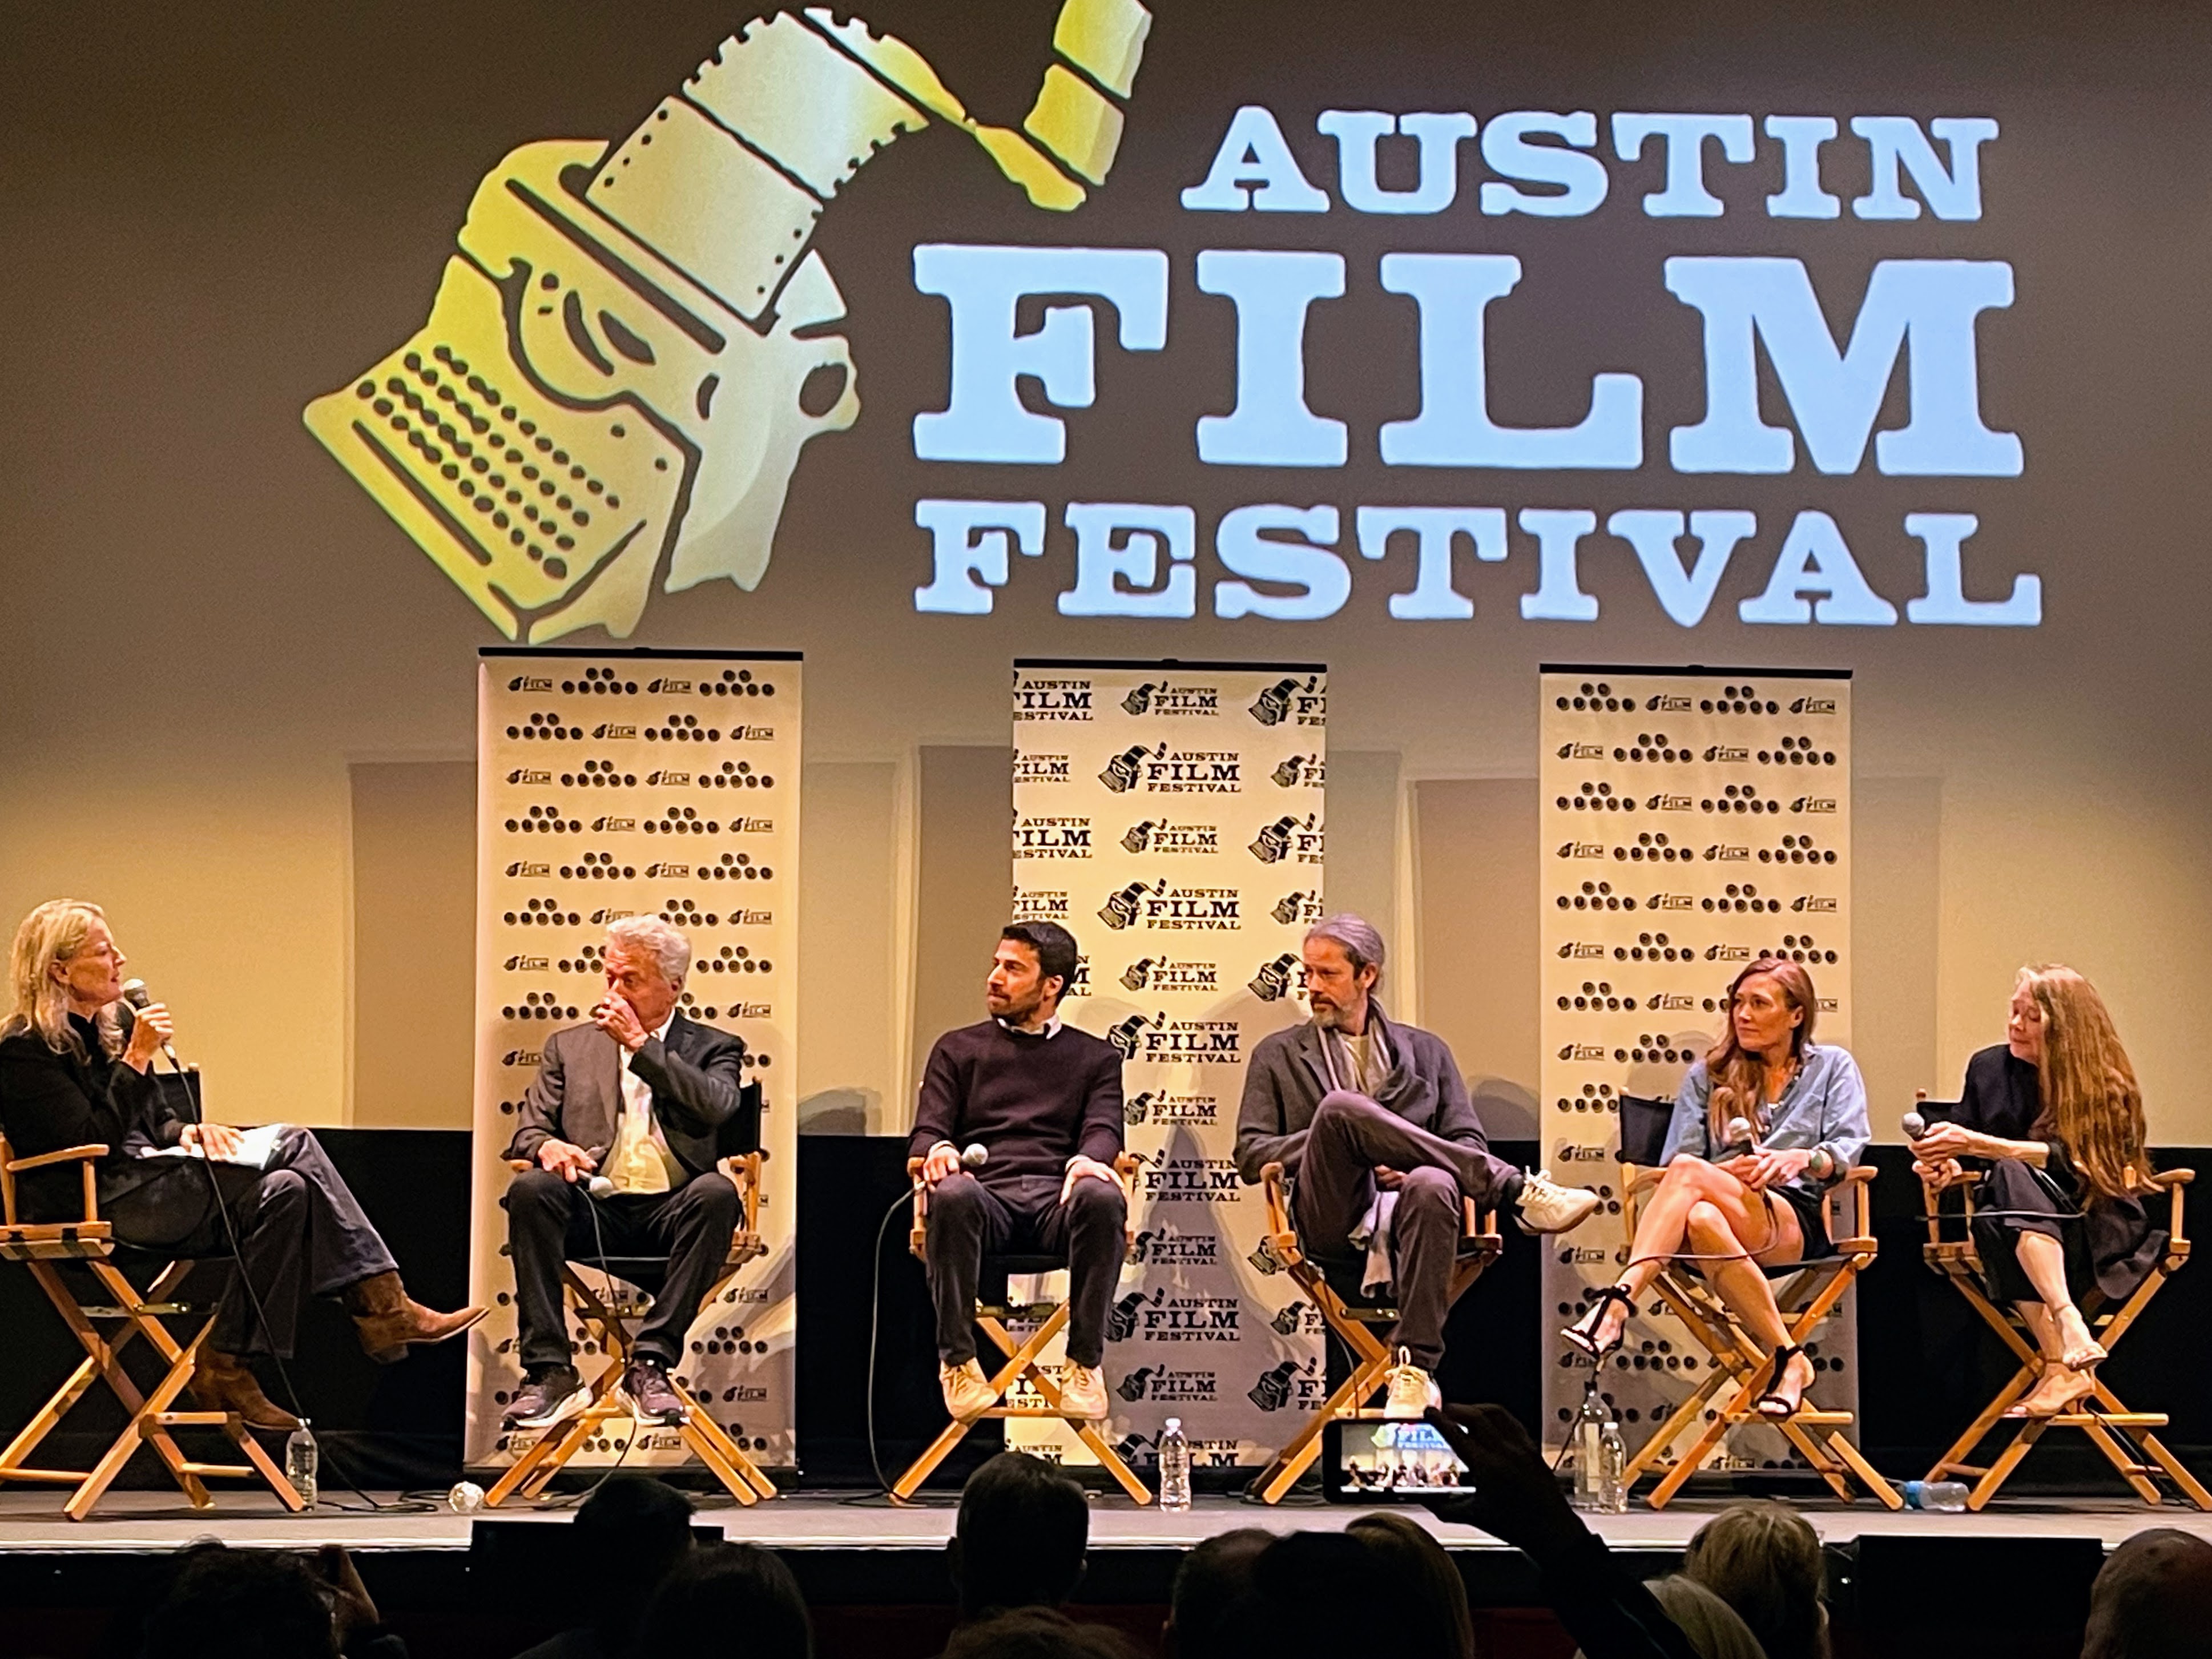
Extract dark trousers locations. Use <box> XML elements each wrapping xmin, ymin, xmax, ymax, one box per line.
<box><xmin>925</xmin><ymin>1171</ymin><xmax>1127</xmax><ymax>1369</ymax></box>
<box><xmin>505</xmin><ymin>1166</ymin><xmax>739</xmax><ymax>1372</ymax></box>
<box><xmin>1292</xmin><ymin>1090</ymin><xmax>1519</xmax><ymax>1371</ymax></box>
<box><xmin>1976</xmin><ymin>1158</ymin><xmax>2090</xmax><ymax>1304</ymax></box>
<box><xmin>104</xmin><ymin>1128</ymin><xmax>397</xmax><ymax>1358</ymax></box>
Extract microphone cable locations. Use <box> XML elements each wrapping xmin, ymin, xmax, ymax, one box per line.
<box><xmin>863</xmin><ymin>1183</ymin><xmax>921</xmax><ymax>1499</ymax></box>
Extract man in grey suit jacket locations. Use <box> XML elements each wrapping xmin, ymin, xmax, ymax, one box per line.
<box><xmin>502</xmin><ymin>915</ymin><xmax>752</xmax><ymax>1430</ymax></box>
<box><xmin>1236</xmin><ymin>914</ymin><xmax>1598</xmax><ymax>1415</ymax></box>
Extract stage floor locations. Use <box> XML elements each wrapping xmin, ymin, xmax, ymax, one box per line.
<box><xmin>3</xmin><ymin>1489</ymin><xmax>2205</xmax><ymax>1556</ymax></box>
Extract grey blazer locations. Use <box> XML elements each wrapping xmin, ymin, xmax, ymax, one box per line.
<box><xmin>1234</xmin><ymin>1002</ymin><xmax>1490</xmax><ymax>1184</ymax></box>
<box><xmin>504</xmin><ymin>1016</ymin><xmax>752</xmax><ymax>1181</ymax></box>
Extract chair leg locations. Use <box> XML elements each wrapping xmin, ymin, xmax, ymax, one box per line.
<box><xmin>1245</xmin><ymin>1349</ymin><xmax>1391</xmax><ymax>1505</ymax></box>
<box><xmin>891</xmin><ymin>1416</ymin><xmax>978</xmax><ymax>1503</ymax></box>
<box><xmin>2077</xmin><ymin>1418</ymin><xmax>2166</xmax><ymax>1507</ymax></box>
<box><xmin>668</xmin><ymin>1379</ymin><xmax>777</xmax><ymax>1504</ymax></box>
<box><xmin>65</xmin><ymin>1316</ymin><xmax>213</xmax><ymax>1521</ymax></box>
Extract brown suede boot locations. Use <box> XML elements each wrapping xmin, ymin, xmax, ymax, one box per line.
<box><xmin>341</xmin><ymin>1271</ymin><xmax>487</xmax><ymax>1364</ymax></box>
<box><xmin>188</xmin><ymin>1351</ymin><xmax>302</xmax><ymax>1432</ymax></box>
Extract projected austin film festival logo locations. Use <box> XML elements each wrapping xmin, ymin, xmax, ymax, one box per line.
<box><xmin>310</xmin><ymin>4</ymin><xmax>2039</xmax><ymax>643</ymax></box>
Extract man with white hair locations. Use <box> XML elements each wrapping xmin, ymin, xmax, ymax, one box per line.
<box><xmin>502</xmin><ymin>914</ymin><xmax>750</xmax><ymax>1429</ymax></box>
<box><xmin>1237</xmin><ymin>914</ymin><xmax>1600</xmax><ymax>1417</ymax></box>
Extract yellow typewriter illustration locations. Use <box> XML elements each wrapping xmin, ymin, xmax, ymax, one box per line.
<box><xmin>305</xmin><ymin>1</ymin><xmax>1151</xmax><ymax>642</ymax></box>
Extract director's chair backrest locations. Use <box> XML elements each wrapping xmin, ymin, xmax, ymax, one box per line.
<box><xmin>1617</xmin><ymin>1093</ymin><xmax>1875</xmax><ymax>1255</ymax></box>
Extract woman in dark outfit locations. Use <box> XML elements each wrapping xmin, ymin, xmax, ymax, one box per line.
<box><xmin>1911</xmin><ymin>964</ymin><xmax>2159</xmax><ymax>1419</ymax></box>
<box><xmin>0</xmin><ymin>900</ymin><xmax>483</xmax><ymax>1430</ymax></box>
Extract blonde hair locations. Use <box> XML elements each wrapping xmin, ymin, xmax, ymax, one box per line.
<box><xmin>1684</xmin><ymin>1501</ymin><xmax>1830</xmax><ymax>1659</ymax></box>
<box><xmin>1703</xmin><ymin>957</ymin><xmax>1818</xmax><ymax>1146</ymax></box>
<box><xmin>2018</xmin><ymin>964</ymin><xmax>2150</xmax><ymax>1200</ymax></box>
<box><xmin>5</xmin><ymin>900</ymin><xmax>120</xmax><ymax>1061</ymax></box>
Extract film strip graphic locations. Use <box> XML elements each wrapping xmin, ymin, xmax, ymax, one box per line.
<box><xmin>1538</xmin><ymin>666</ymin><xmax>1854</xmax><ymax>1474</ymax></box>
<box><xmin>465</xmin><ymin>649</ymin><xmax>801</xmax><ymax>1471</ymax></box>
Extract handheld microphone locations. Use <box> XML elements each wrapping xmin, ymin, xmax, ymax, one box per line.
<box><xmin>119</xmin><ymin>980</ymin><xmax>182</xmax><ymax>1069</ymax></box>
<box><xmin>1901</xmin><ymin>1111</ymin><xmax>1928</xmax><ymax>1142</ymax></box>
<box><xmin>961</xmin><ymin>1143</ymin><xmax>988</xmax><ymax>1170</ymax></box>
<box><xmin>582</xmin><ymin>1145</ymin><xmax>614</xmax><ymax>1198</ymax></box>
<box><xmin>1725</xmin><ymin>1116</ymin><xmax>1754</xmax><ymax>1150</ymax></box>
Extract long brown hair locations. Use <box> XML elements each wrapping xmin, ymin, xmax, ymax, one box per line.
<box><xmin>4</xmin><ymin>900</ymin><xmax>120</xmax><ymax>1061</ymax></box>
<box><xmin>1703</xmin><ymin>957</ymin><xmax>1818</xmax><ymax>1145</ymax></box>
<box><xmin>2018</xmin><ymin>964</ymin><xmax>2150</xmax><ymax>1199</ymax></box>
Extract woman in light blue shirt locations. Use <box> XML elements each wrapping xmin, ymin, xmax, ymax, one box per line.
<box><xmin>1561</xmin><ymin>957</ymin><xmax>1870</xmax><ymax>1419</ymax></box>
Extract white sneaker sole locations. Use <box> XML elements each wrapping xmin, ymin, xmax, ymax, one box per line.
<box><xmin>504</xmin><ymin>1384</ymin><xmax>590</xmax><ymax>1431</ymax></box>
<box><xmin>1517</xmin><ymin>1196</ymin><xmax>1603</xmax><ymax>1235</ymax></box>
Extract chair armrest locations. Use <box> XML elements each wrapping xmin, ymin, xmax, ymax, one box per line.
<box><xmin>2149</xmin><ymin>1169</ymin><xmax>2194</xmax><ymax>1188</ymax></box>
<box><xmin>506</xmin><ymin>1158</ymin><xmax>532</xmax><ymax>1173</ymax></box>
<box><xmin>4</xmin><ymin>1143</ymin><xmax>110</xmax><ymax>1173</ymax></box>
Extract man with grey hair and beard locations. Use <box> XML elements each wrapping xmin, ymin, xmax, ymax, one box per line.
<box><xmin>502</xmin><ymin>914</ymin><xmax>751</xmax><ymax>1430</ymax></box>
<box><xmin>1237</xmin><ymin>913</ymin><xmax>1599</xmax><ymax>1416</ymax></box>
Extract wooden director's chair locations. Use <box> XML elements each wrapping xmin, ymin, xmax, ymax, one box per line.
<box><xmin>0</xmin><ymin>1122</ymin><xmax>304</xmax><ymax>1521</ymax></box>
<box><xmin>891</xmin><ymin>1153</ymin><xmax>1151</xmax><ymax>1504</ymax></box>
<box><xmin>1243</xmin><ymin>1159</ymin><xmax>1500</xmax><ymax>1504</ymax></box>
<box><xmin>1914</xmin><ymin>1094</ymin><xmax>2210</xmax><ymax>1511</ymax></box>
<box><xmin>1610</xmin><ymin>1094</ymin><xmax>1900</xmax><ymax>1510</ymax></box>
<box><xmin>486</xmin><ymin>1146</ymin><xmax>779</xmax><ymax>1508</ymax></box>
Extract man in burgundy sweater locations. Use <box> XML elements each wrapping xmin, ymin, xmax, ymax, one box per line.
<box><xmin>912</xmin><ymin>920</ymin><xmax>1126</xmax><ymax>1424</ymax></box>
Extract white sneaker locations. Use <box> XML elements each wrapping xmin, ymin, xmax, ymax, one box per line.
<box><xmin>940</xmin><ymin>1360</ymin><xmax>997</xmax><ymax>1422</ymax></box>
<box><xmin>1058</xmin><ymin>1362</ymin><xmax>1109</xmax><ymax>1421</ymax></box>
<box><xmin>1514</xmin><ymin>1169</ymin><xmax>1602</xmax><ymax>1235</ymax></box>
<box><xmin>1383</xmin><ymin>1350</ymin><xmax>1441</xmax><ymax>1420</ymax></box>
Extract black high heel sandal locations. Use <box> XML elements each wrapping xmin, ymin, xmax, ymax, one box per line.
<box><xmin>1562</xmin><ymin>1284</ymin><xmax>1635</xmax><ymax>1362</ymax></box>
<box><xmin>1756</xmin><ymin>1344</ymin><xmax>1810</xmax><ymax>1420</ymax></box>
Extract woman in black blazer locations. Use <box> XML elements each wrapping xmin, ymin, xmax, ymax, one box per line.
<box><xmin>1910</xmin><ymin>965</ymin><xmax>2159</xmax><ymax>1419</ymax></box>
<box><xmin>0</xmin><ymin>899</ymin><xmax>482</xmax><ymax>1428</ymax></box>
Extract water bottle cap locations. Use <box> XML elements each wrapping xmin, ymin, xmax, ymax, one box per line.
<box><xmin>1165</xmin><ymin>1417</ymin><xmax>1182</xmax><ymax>1432</ymax></box>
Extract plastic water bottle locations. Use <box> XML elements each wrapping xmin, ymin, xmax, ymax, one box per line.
<box><xmin>1598</xmin><ymin>1415</ymin><xmax>1628</xmax><ymax>1514</ymax></box>
<box><xmin>284</xmin><ymin>1420</ymin><xmax>319</xmax><ymax>1509</ymax></box>
<box><xmin>1572</xmin><ymin>1388</ymin><xmax>1627</xmax><ymax>1513</ymax></box>
<box><xmin>1157</xmin><ymin>1416</ymin><xmax>1192</xmax><ymax>1511</ymax></box>
<box><xmin>1903</xmin><ymin>1479</ymin><xmax>1968</xmax><ymax>1513</ymax></box>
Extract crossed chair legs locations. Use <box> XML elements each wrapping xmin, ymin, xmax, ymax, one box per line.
<box><xmin>1923</xmin><ymin>1278</ymin><xmax>2212</xmax><ymax>1511</ymax></box>
<box><xmin>0</xmin><ymin>1258</ymin><xmax>303</xmax><ymax>1520</ymax></box>
<box><xmin>484</xmin><ymin>1266</ymin><xmax>777</xmax><ymax>1508</ymax></box>
<box><xmin>1619</xmin><ymin>1275</ymin><xmax>1900</xmax><ymax>1511</ymax></box>
<box><xmin>892</xmin><ymin>1296</ymin><xmax>1152</xmax><ymax>1505</ymax></box>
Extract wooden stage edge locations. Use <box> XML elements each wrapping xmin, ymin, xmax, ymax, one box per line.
<box><xmin>4</xmin><ymin>1489</ymin><xmax>2209</xmax><ymax>1557</ymax></box>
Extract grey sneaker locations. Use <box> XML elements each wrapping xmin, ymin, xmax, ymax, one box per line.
<box><xmin>502</xmin><ymin>1366</ymin><xmax>587</xmax><ymax>1430</ymax></box>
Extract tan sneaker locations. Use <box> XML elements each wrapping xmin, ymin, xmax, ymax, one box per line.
<box><xmin>1383</xmin><ymin>1348</ymin><xmax>1441</xmax><ymax>1420</ymax></box>
<box><xmin>1514</xmin><ymin>1169</ymin><xmax>1602</xmax><ymax>1235</ymax></box>
<box><xmin>1058</xmin><ymin>1362</ymin><xmax>1109</xmax><ymax>1421</ymax></box>
<box><xmin>940</xmin><ymin>1359</ymin><xmax>997</xmax><ymax>1422</ymax></box>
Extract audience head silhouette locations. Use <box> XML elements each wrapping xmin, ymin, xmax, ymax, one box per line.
<box><xmin>573</xmin><ymin>1475</ymin><xmax>696</xmax><ymax>1653</ymax></box>
<box><xmin>943</xmin><ymin>1608</ymin><xmax>1140</xmax><ymax>1659</ymax></box>
<box><xmin>139</xmin><ymin>1545</ymin><xmax>337</xmax><ymax>1659</ymax></box>
<box><xmin>2084</xmin><ymin>1528</ymin><xmax>2212</xmax><ymax>1659</ymax></box>
<box><xmin>1682</xmin><ymin>1499</ymin><xmax>1829</xmax><ymax>1659</ymax></box>
<box><xmin>1163</xmin><ymin>1528</ymin><xmax>1271</xmax><ymax>1659</ymax></box>
<box><xmin>949</xmin><ymin>1452</ymin><xmax>1091</xmax><ymax>1620</ymax></box>
<box><xmin>631</xmin><ymin>1543</ymin><xmax>811</xmax><ymax>1659</ymax></box>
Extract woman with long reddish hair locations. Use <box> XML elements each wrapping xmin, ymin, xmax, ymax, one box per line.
<box><xmin>1911</xmin><ymin>965</ymin><xmax>2158</xmax><ymax>1419</ymax></box>
<box><xmin>1562</xmin><ymin>957</ymin><xmax>1870</xmax><ymax>1419</ymax></box>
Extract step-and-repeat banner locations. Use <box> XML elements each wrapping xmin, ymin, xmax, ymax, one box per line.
<box><xmin>1007</xmin><ymin>660</ymin><xmax>1327</xmax><ymax>1471</ymax></box>
<box><xmin>1538</xmin><ymin>666</ymin><xmax>1854</xmax><ymax>1471</ymax></box>
<box><xmin>466</xmin><ymin>649</ymin><xmax>801</xmax><ymax>1471</ymax></box>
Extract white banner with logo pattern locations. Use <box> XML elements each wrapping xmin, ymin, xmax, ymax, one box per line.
<box><xmin>465</xmin><ymin>650</ymin><xmax>800</xmax><ymax>1472</ymax></box>
<box><xmin>1539</xmin><ymin>666</ymin><xmax>1854</xmax><ymax>1476</ymax></box>
<box><xmin>1006</xmin><ymin>661</ymin><xmax>1327</xmax><ymax>1471</ymax></box>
